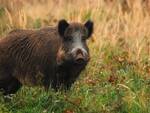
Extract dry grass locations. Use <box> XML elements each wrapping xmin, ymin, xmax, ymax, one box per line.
<box><xmin>1</xmin><ymin>0</ymin><xmax>150</xmax><ymax>58</ymax></box>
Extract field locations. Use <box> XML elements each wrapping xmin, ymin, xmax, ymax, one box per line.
<box><xmin>0</xmin><ymin>0</ymin><xmax>150</xmax><ymax>113</ymax></box>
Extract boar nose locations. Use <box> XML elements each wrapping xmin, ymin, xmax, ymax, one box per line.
<box><xmin>72</xmin><ymin>48</ymin><xmax>89</xmax><ymax>64</ymax></box>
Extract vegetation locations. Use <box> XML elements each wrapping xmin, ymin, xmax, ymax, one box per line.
<box><xmin>0</xmin><ymin>0</ymin><xmax>150</xmax><ymax>113</ymax></box>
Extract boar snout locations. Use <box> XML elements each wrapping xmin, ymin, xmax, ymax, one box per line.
<box><xmin>71</xmin><ymin>48</ymin><xmax>89</xmax><ymax>64</ymax></box>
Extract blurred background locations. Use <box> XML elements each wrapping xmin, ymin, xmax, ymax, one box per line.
<box><xmin>0</xmin><ymin>0</ymin><xmax>150</xmax><ymax>58</ymax></box>
<box><xmin>0</xmin><ymin>0</ymin><xmax>150</xmax><ymax>113</ymax></box>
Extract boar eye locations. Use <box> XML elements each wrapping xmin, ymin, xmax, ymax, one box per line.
<box><xmin>82</xmin><ymin>36</ymin><xmax>86</xmax><ymax>41</ymax></box>
<box><xmin>65</xmin><ymin>36</ymin><xmax>72</xmax><ymax>41</ymax></box>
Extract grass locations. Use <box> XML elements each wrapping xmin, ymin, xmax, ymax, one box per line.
<box><xmin>0</xmin><ymin>0</ymin><xmax>150</xmax><ymax>113</ymax></box>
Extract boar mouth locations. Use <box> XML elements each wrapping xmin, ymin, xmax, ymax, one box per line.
<box><xmin>74</xmin><ymin>58</ymin><xmax>87</xmax><ymax>65</ymax></box>
<box><xmin>74</xmin><ymin>54</ymin><xmax>88</xmax><ymax>65</ymax></box>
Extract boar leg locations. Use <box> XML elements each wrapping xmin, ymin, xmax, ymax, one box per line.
<box><xmin>0</xmin><ymin>76</ymin><xmax>22</xmax><ymax>95</ymax></box>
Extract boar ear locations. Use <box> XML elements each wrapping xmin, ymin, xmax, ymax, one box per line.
<box><xmin>58</xmin><ymin>19</ymin><xmax>69</xmax><ymax>37</ymax></box>
<box><xmin>84</xmin><ymin>20</ymin><xmax>94</xmax><ymax>38</ymax></box>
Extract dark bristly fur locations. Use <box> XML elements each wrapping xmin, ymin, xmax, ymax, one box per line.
<box><xmin>0</xmin><ymin>20</ymin><xmax>93</xmax><ymax>95</ymax></box>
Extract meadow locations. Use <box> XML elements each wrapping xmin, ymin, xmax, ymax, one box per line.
<box><xmin>0</xmin><ymin>0</ymin><xmax>150</xmax><ymax>113</ymax></box>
